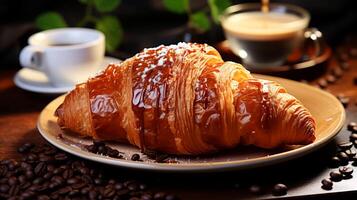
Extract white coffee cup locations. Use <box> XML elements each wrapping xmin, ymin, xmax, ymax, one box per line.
<box><xmin>20</xmin><ymin>28</ymin><xmax>105</xmax><ymax>87</ymax></box>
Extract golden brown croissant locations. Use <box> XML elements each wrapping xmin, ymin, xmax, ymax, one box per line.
<box><xmin>55</xmin><ymin>43</ymin><xmax>316</xmax><ymax>155</ymax></box>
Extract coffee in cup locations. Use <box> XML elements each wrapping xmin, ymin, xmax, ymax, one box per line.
<box><xmin>19</xmin><ymin>28</ymin><xmax>105</xmax><ymax>87</ymax></box>
<box><xmin>221</xmin><ymin>3</ymin><xmax>311</xmax><ymax>68</ymax></box>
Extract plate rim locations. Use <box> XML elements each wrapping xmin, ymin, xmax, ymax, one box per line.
<box><xmin>37</xmin><ymin>74</ymin><xmax>346</xmax><ymax>172</ymax></box>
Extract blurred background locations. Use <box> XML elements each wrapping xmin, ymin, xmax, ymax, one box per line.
<box><xmin>1</xmin><ymin>0</ymin><xmax>357</xmax><ymax>68</ymax></box>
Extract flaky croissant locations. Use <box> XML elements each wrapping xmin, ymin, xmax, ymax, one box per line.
<box><xmin>55</xmin><ymin>43</ymin><xmax>315</xmax><ymax>155</ymax></box>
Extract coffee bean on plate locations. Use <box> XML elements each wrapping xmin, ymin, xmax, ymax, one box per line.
<box><xmin>272</xmin><ymin>183</ymin><xmax>287</xmax><ymax>196</ymax></box>
<box><xmin>329</xmin><ymin>171</ymin><xmax>343</xmax><ymax>182</ymax></box>
<box><xmin>321</xmin><ymin>178</ymin><xmax>333</xmax><ymax>190</ymax></box>
<box><xmin>131</xmin><ymin>154</ymin><xmax>141</xmax><ymax>161</ymax></box>
<box><xmin>338</xmin><ymin>142</ymin><xmax>353</xmax><ymax>150</ymax></box>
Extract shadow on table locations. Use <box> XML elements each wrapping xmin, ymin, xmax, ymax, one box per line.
<box><xmin>0</xmin><ymin>85</ymin><xmax>57</xmax><ymax>116</ymax></box>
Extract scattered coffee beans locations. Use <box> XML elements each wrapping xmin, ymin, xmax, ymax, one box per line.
<box><xmin>0</xmin><ymin>143</ymin><xmax>178</xmax><ymax>199</ymax></box>
<box><xmin>272</xmin><ymin>183</ymin><xmax>287</xmax><ymax>196</ymax></box>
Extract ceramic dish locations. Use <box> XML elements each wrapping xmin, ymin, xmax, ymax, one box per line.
<box><xmin>37</xmin><ymin>74</ymin><xmax>345</xmax><ymax>172</ymax></box>
<box><xmin>14</xmin><ymin>56</ymin><xmax>121</xmax><ymax>94</ymax></box>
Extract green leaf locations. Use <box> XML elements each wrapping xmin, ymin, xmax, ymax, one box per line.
<box><xmin>94</xmin><ymin>0</ymin><xmax>121</xmax><ymax>12</ymax></box>
<box><xmin>78</xmin><ymin>0</ymin><xmax>89</xmax><ymax>4</ymax></box>
<box><xmin>162</xmin><ymin>0</ymin><xmax>189</xmax><ymax>14</ymax></box>
<box><xmin>208</xmin><ymin>0</ymin><xmax>231</xmax><ymax>23</ymax></box>
<box><xmin>190</xmin><ymin>11</ymin><xmax>211</xmax><ymax>32</ymax></box>
<box><xmin>35</xmin><ymin>12</ymin><xmax>67</xmax><ymax>30</ymax></box>
<box><xmin>95</xmin><ymin>16</ymin><xmax>123</xmax><ymax>52</ymax></box>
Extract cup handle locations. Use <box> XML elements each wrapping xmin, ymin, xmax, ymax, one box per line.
<box><xmin>304</xmin><ymin>28</ymin><xmax>323</xmax><ymax>56</ymax></box>
<box><xmin>19</xmin><ymin>46</ymin><xmax>43</xmax><ymax>70</ymax></box>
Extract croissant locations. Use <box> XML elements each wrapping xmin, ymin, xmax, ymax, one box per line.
<box><xmin>55</xmin><ymin>43</ymin><xmax>316</xmax><ymax>155</ymax></box>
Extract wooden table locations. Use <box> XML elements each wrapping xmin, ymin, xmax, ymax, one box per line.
<box><xmin>1</xmin><ymin>38</ymin><xmax>357</xmax><ymax>199</ymax></box>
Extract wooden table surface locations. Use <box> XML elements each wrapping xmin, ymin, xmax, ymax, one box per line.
<box><xmin>1</xmin><ymin>38</ymin><xmax>357</xmax><ymax>199</ymax></box>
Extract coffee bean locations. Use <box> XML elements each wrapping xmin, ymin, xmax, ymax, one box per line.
<box><xmin>330</xmin><ymin>171</ymin><xmax>343</xmax><ymax>182</ymax></box>
<box><xmin>32</xmin><ymin>177</ymin><xmax>44</xmax><ymax>185</ymax></box>
<box><xmin>131</xmin><ymin>154</ymin><xmax>140</xmax><ymax>161</ymax></box>
<box><xmin>141</xmin><ymin>194</ymin><xmax>153</xmax><ymax>200</ymax></box>
<box><xmin>337</xmin><ymin>152</ymin><xmax>349</xmax><ymax>165</ymax></box>
<box><xmin>165</xmin><ymin>194</ymin><xmax>177</xmax><ymax>200</ymax></box>
<box><xmin>37</xmin><ymin>195</ymin><xmax>50</xmax><ymax>200</ymax></box>
<box><xmin>348</xmin><ymin>122</ymin><xmax>357</xmax><ymax>131</ymax></box>
<box><xmin>89</xmin><ymin>190</ymin><xmax>98</xmax><ymax>199</ymax></box>
<box><xmin>57</xmin><ymin>186</ymin><xmax>72</xmax><ymax>195</ymax></box>
<box><xmin>317</xmin><ymin>79</ymin><xmax>328</xmax><ymax>89</ymax></box>
<box><xmin>43</xmin><ymin>172</ymin><xmax>53</xmax><ymax>180</ymax></box>
<box><xmin>68</xmin><ymin>189</ymin><xmax>80</xmax><ymax>196</ymax></box>
<box><xmin>67</xmin><ymin>177</ymin><xmax>79</xmax><ymax>185</ymax></box>
<box><xmin>272</xmin><ymin>183</ymin><xmax>287</xmax><ymax>196</ymax></box>
<box><xmin>154</xmin><ymin>192</ymin><xmax>167</xmax><ymax>199</ymax></box>
<box><xmin>341</xmin><ymin>62</ymin><xmax>349</xmax><ymax>70</ymax></box>
<box><xmin>108</xmin><ymin>149</ymin><xmax>120</xmax><ymax>158</ymax></box>
<box><xmin>34</xmin><ymin>162</ymin><xmax>46</xmax><ymax>176</ymax></box>
<box><xmin>332</xmin><ymin>67</ymin><xmax>343</xmax><ymax>78</ymax></box>
<box><xmin>326</xmin><ymin>75</ymin><xmax>336</xmax><ymax>83</ymax></box>
<box><xmin>350</xmin><ymin>133</ymin><xmax>357</xmax><ymax>141</ymax></box>
<box><xmin>0</xmin><ymin>184</ymin><xmax>9</xmax><ymax>193</ymax></box>
<box><xmin>103</xmin><ymin>185</ymin><xmax>116</xmax><ymax>197</ymax></box>
<box><xmin>128</xmin><ymin>183</ymin><xmax>139</xmax><ymax>191</ymax></box>
<box><xmin>94</xmin><ymin>178</ymin><xmax>103</xmax><ymax>185</ymax></box>
<box><xmin>345</xmin><ymin>149</ymin><xmax>356</xmax><ymax>159</ymax></box>
<box><xmin>321</xmin><ymin>178</ymin><xmax>333</xmax><ymax>190</ymax></box>
<box><xmin>21</xmin><ymin>190</ymin><xmax>35</xmax><ymax>199</ymax></box>
<box><xmin>86</xmin><ymin>145</ymin><xmax>98</xmax><ymax>153</ymax></box>
<box><xmin>249</xmin><ymin>184</ymin><xmax>263</xmax><ymax>194</ymax></box>
<box><xmin>8</xmin><ymin>185</ymin><xmax>19</xmax><ymax>196</ymax></box>
<box><xmin>339</xmin><ymin>166</ymin><xmax>353</xmax><ymax>176</ymax></box>
<box><xmin>339</xmin><ymin>97</ymin><xmax>349</xmax><ymax>108</ymax></box>
<box><xmin>139</xmin><ymin>184</ymin><xmax>147</xmax><ymax>190</ymax></box>
<box><xmin>62</xmin><ymin>169</ymin><xmax>73</xmax><ymax>179</ymax></box>
<box><xmin>93</xmin><ymin>140</ymin><xmax>105</xmax><ymax>146</ymax></box>
<box><xmin>54</xmin><ymin>153</ymin><xmax>68</xmax><ymax>161</ymax></box>
<box><xmin>8</xmin><ymin>176</ymin><xmax>17</xmax><ymax>186</ymax></box>
<box><xmin>338</xmin><ymin>142</ymin><xmax>353</xmax><ymax>150</ymax></box>
<box><xmin>97</xmin><ymin>146</ymin><xmax>107</xmax><ymax>155</ymax></box>
<box><xmin>81</xmin><ymin>186</ymin><xmax>90</xmax><ymax>195</ymax></box>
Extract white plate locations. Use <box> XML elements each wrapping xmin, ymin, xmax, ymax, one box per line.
<box><xmin>37</xmin><ymin>74</ymin><xmax>345</xmax><ymax>172</ymax></box>
<box><xmin>14</xmin><ymin>56</ymin><xmax>121</xmax><ymax>94</ymax></box>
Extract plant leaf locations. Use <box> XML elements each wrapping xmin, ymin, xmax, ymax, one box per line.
<box><xmin>208</xmin><ymin>0</ymin><xmax>231</xmax><ymax>23</ymax></box>
<box><xmin>190</xmin><ymin>11</ymin><xmax>211</xmax><ymax>32</ymax></box>
<box><xmin>95</xmin><ymin>15</ymin><xmax>123</xmax><ymax>52</ymax></box>
<box><xmin>162</xmin><ymin>0</ymin><xmax>188</xmax><ymax>14</ymax></box>
<box><xmin>78</xmin><ymin>0</ymin><xmax>89</xmax><ymax>4</ymax></box>
<box><xmin>94</xmin><ymin>0</ymin><xmax>121</xmax><ymax>12</ymax></box>
<box><xmin>35</xmin><ymin>12</ymin><xmax>67</xmax><ymax>30</ymax></box>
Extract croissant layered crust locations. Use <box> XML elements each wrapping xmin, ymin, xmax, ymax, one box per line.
<box><xmin>56</xmin><ymin>43</ymin><xmax>315</xmax><ymax>155</ymax></box>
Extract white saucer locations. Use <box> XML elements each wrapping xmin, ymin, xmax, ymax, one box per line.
<box><xmin>14</xmin><ymin>56</ymin><xmax>121</xmax><ymax>94</ymax></box>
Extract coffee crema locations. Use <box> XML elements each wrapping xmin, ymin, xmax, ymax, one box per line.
<box><xmin>222</xmin><ymin>11</ymin><xmax>308</xmax><ymax>41</ymax></box>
